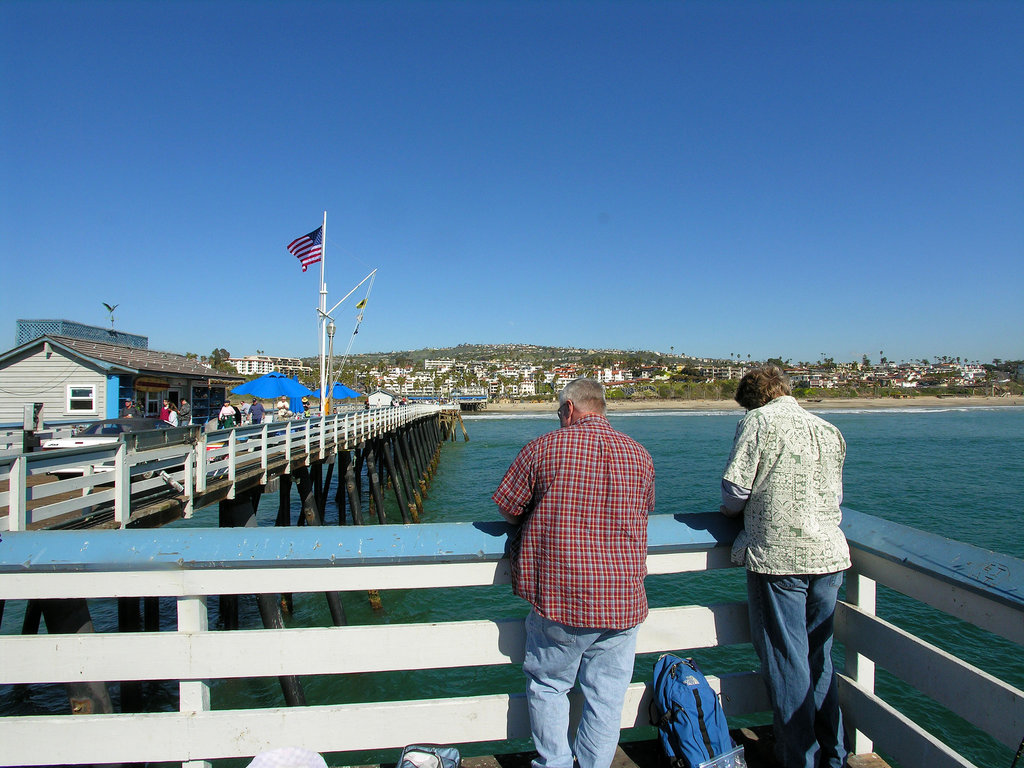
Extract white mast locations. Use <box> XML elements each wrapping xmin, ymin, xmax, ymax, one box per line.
<box><xmin>318</xmin><ymin>210</ymin><xmax>328</xmax><ymax>404</ymax></box>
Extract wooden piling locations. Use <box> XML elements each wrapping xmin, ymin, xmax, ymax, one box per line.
<box><xmin>293</xmin><ymin>465</ymin><xmax>347</xmax><ymax>627</ymax></box>
<box><xmin>341</xmin><ymin>450</ymin><xmax>364</xmax><ymax>525</ymax></box>
<box><xmin>322</xmin><ymin>460</ymin><xmax>335</xmax><ymax>522</ymax></box>
<box><xmin>117</xmin><ymin>597</ymin><xmax>143</xmax><ymax>713</ymax></box>
<box><xmin>21</xmin><ymin>599</ymin><xmax>41</xmax><ymax>635</ymax></box>
<box><xmin>339</xmin><ymin>454</ymin><xmax>352</xmax><ymax>528</ymax></box>
<box><xmin>276</xmin><ymin>473</ymin><xmax>293</xmax><ymax>527</ymax></box>
<box><xmin>40</xmin><ymin>599</ymin><xmax>115</xmax><ymax>716</ymax></box>
<box><xmin>394</xmin><ymin>427</ymin><xmax>423</xmax><ymax>520</ymax></box>
<box><xmin>381</xmin><ymin>436</ymin><xmax>413</xmax><ymax>524</ymax></box>
<box><xmin>363</xmin><ymin>442</ymin><xmax>387</xmax><ymax>524</ymax></box>
<box><xmin>255</xmin><ymin>593</ymin><xmax>306</xmax><ymax>706</ymax></box>
<box><xmin>144</xmin><ymin>596</ymin><xmax>160</xmax><ymax>633</ymax></box>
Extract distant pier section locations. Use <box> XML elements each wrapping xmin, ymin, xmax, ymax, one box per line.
<box><xmin>452</xmin><ymin>387</ymin><xmax>488</xmax><ymax>411</ymax></box>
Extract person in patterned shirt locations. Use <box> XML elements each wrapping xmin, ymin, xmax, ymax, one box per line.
<box><xmin>493</xmin><ymin>378</ymin><xmax>655</xmax><ymax>768</ymax></box>
<box><xmin>720</xmin><ymin>365</ymin><xmax>849</xmax><ymax>768</ymax></box>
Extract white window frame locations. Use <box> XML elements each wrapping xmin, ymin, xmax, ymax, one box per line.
<box><xmin>66</xmin><ymin>384</ymin><xmax>98</xmax><ymax>414</ymax></box>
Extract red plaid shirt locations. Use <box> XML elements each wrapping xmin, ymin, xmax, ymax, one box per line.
<box><xmin>492</xmin><ymin>414</ymin><xmax>655</xmax><ymax>629</ymax></box>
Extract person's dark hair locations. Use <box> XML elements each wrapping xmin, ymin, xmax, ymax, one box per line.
<box><xmin>734</xmin><ymin>365</ymin><xmax>791</xmax><ymax>410</ymax></box>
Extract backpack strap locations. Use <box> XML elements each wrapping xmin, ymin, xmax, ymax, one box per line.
<box><xmin>690</xmin><ymin>688</ymin><xmax>715</xmax><ymax>758</ymax></box>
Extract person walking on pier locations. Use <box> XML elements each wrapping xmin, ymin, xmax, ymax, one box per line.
<box><xmin>493</xmin><ymin>378</ymin><xmax>655</xmax><ymax>768</ymax></box>
<box><xmin>218</xmin><ymin>400</ymin><xmax>237</xmax><ymax>429</ymax></box>
<box><xmin>719</xmin><ymin>365</ymin><xmax>849</xmax><ymax>768</ymax></box>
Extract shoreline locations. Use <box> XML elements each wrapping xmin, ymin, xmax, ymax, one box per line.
<box><xmin>479</xmin><ymin>395</ymin><xmax>1024</xmax><ymax>414</ymax></box>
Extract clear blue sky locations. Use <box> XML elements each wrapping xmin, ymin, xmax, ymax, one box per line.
<box><xmin>2</xmin><ymin>1</ymin><xmax>1021</xmax><ymax>364</ymax></box>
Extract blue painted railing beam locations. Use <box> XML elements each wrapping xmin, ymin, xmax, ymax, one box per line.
<box><xmin>841</xmin><ymin>507</ymin><xmax>1024</xmax><ymax>609</ymax></box>
<box><xmin>1</xmin><ymin>509</ymin><xmax>1020</xmax><ymax>615</ymax></box>
<box><xmin>0</xmin><ymin>513</ymin><xmax>739</xmax><ymax>572</ymax></box>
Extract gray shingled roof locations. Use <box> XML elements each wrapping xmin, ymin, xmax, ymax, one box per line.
<box><xmin>52</xmin><ymin>336</ymin><xmax>242</xmax><ymax>380</ymax></box>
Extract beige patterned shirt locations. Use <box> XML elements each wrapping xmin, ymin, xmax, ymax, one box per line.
<box><xmin>723</xmin><ymin>396</ymin><xmax>850</xmax><ymax>575</ymax></box>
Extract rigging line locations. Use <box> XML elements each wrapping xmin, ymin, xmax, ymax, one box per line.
<box><xmin>334</xmin><ymin>273</ymin><xmax>375</xmax><ymax>381</ymax></box>
<box><xmin>323</xmin><ymin>235</ymin><xmax>376</xmax><ymax>274</ymax></box>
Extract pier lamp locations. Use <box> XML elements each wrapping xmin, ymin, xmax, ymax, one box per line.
<box><xmin>326</xmin><ymin>319</ymin><xmax>336</xmax><ymax>415</ymax></box>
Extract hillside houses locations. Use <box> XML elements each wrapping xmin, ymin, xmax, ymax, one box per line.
<box><xmin>348</xmin><ymin>354</ymin><xmax>1009</xmax><ymax>401</ymax></box>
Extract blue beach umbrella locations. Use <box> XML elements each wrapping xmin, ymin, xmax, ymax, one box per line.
<box><xmin>232</xmin><ymin>372</ymin><xmax>315</xmax><ymax>400</ymax></box>
<box><xmin>330</xmin><ymin>382</ymin><xmax>363</xmax><ymax>400</ymax></box>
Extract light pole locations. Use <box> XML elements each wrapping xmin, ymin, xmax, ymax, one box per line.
<box><xmin>325</xmin><ymin>319</ymin><xmax>336</xmax><ymax>415</ymax></box>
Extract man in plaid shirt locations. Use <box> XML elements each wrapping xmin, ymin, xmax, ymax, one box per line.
<box><xmin>493</xmin><ymin>378</ymin><xmax>655</xmax><ymax>768</ymax></box>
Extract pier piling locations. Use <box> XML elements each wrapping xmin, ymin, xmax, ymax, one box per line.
<box><xmin>40</xmin><ymin>599</ymin><xmax>115</xmax><ymax>716</ymax></box>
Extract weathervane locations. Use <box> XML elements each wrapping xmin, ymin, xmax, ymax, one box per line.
<box><xmin>102</xmin><ymin>302</ymin><xmax>119</xmax><ymax>330</ymax></box>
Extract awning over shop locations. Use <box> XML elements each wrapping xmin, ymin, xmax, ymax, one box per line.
<box><xmin>134</xmin><ymin>376</ymin><xmax>170</xmax><ymax>392</ymax></box>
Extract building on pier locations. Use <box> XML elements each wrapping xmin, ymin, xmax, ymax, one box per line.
<box><xmin>0</xmin><ymin>329</ymin><xmax>242</xmax><ymax>424</ymax></box>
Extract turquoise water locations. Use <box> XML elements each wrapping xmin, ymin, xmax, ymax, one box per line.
<box><xmin>3</xmin><ymin>406</ymin><xmax>1022</xmax><ymax>767</ymax></box>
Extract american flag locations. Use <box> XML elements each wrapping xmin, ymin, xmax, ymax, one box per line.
<box><xmin>287</xmin><ymin>226</ymin><xmax>323</xmax><ymax>272</ymax></box>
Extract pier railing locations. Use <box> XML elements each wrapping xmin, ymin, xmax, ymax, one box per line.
<box><xmin>0</xmin><ymin>404</ymin><xmax>449</xmax><ymax>531</ymax></box>
<box><xmin>0</xmin><ymin>509</ymin><xmax>1020</xmax><ymax>767</ymax></box>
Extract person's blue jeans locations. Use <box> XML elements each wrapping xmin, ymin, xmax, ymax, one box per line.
<box><xmin>522</xmin><ymin>610</ymin><xmax>639</xmax><ymax>768</ymax></box>
<box><xmin>746</xmin><ymin>570</ymin><xmax>847</xmax><ymax>768</ymax></box>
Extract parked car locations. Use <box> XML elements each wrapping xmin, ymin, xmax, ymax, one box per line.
<box><xmin>41</xmin><ymin>418</ymin><xmax>173</xmax><ymax>450</ymax></box>
<box><xmin>41</xmin><ymin>418</ymin><xmax>173</xmax><ymax>476</ymax></box>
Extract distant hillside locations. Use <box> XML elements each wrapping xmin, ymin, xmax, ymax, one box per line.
<box><xmin>302</xmin><ymin>343</ymin><xmax>673</xmax><ymax>367</ymax></box>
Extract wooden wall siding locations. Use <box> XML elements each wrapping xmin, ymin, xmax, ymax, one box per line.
<box><xmin>0</xmin><ymin>344</ymin><xmax>109</xmax><ymax>422</ymax></box>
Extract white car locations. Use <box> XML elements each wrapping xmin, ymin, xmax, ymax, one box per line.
<box><xmin>41</xmin><ymin>418</ymin><xmax>173</xmax><ymax>476</ymax></box>
<box><xmin>41</xmin><ymin>418</ymin><xmax>173</xmax><ymax>450</ymax></box>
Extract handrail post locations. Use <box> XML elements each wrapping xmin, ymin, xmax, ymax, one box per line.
<box><xmin>114</xmin><ymin>442</ymin><xmax>130</xmax><ymax>527</ymax></box>
<box><xmin>227</xmin><ymin>428</ymin><xmax>237</xmax><ymax>500</ymax></box>
<box><xmin>195</xmin><ymin>432</ymin><xmax>209</xmax><ymax>493</ymax></box>
<box><xmin>8</xmin><ymin>455</ymin><xmax>27</xmax><ymax>531</ymax></box>
<box><xmin>285</xmin><ymin>420</ymin><xmax>292</xmax><ymax>468</ymax></box>
<box><xmin>178</xmin><ymin>594</ymin><xmax>211</xmax><ymax>768</ymax></box>
<box><xmin>844</xmin><ymin>562</ymin><xmax>876</xmax><ymax>755</ymax></box>
<box><xmin>183</xmin><ymin>442</ymin><xmax>196</xmax><ymax>519</ymax></box>
<box><xmin>303</xmin><ymin>419</ymin><xmax>312</xmax><ymax>466</ymax></box>
<box><xmin>259</xmin><ymin>423</ymin><xmax>269</xmax><ymax>485</ymax></box>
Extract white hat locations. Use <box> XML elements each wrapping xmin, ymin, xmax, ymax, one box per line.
<box><xmin>247</xmin><ymin>747</ymin><xmax>328</xmax><ymax>768</ymax></box>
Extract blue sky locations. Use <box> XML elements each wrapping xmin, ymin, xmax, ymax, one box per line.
<box><xmin>2</xmin><ymin>1</ymin><xmax>1021</xmax><ymax>364</ymax></box>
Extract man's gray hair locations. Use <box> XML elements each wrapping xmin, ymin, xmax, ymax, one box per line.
<box><xmin>558</xmin><ymin>378</ymin><xmax>606</xmax><ymax>414</ymax></box>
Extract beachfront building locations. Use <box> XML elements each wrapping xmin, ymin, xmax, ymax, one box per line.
<box><xmin>367</xmin><ymin>388</ymin><xmax>399</xmax><ymax>407</ymax></box>
<box><xmin>228</xmin><ymin>354</ymin><xmax>312</xmax><ymax>379</ymax></box>
<box><xmin>0</xmin><ymin>322</ymin><xmax>242</xmax><ymax>425</ymax></box>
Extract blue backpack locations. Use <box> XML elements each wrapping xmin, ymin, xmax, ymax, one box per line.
<box><xmin>650</xmin><ymin>654</ymin><xmax>735</xmax><ymax>768</ymax></box>
<box><xmin>398</xmin><ymin>744</ymin><xmax>461</xmax><ymax>768</ymax></box>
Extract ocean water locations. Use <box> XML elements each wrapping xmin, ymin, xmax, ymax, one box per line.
<box><xmin>3</xmin><ymin>405</ymin><xmax>1022</xmax><ymax>767</ymax></box>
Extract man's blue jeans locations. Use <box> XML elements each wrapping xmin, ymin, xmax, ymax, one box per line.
<box><xmin>522</xmin><ymin>610</ymin><xmax>639</xmax><ymax>768</ymax></box>
<box><xmin>747</xmin><ymin>570</ymin><xmax>847</xmax><ymax>768</ymax></box>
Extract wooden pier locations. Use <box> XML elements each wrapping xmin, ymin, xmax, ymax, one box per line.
<box><xmin>0</xmin><ymin>403</ymin><xmax>467</xmax><ymax>532</ymax></box>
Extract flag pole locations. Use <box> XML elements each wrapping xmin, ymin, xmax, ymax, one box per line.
<box><xmin>318</xmin><ymin>210</ymin><xmax>328</xmax><ymax>407</ymax></box>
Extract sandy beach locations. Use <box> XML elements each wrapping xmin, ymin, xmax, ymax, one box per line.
<box><xmin>481</xmin><ymin>395</ymin><xmax>1023</xmax><ymax>414</ymax></box>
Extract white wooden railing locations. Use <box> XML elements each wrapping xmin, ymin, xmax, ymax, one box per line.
<box><xmin>0</xmin><ymin>405</ymin><xmax>448</xmax><ymax>531</ymax></box>
<box><xmin>0</xmin><ymin>510</ymin><xmax>1020</xmax><ymax>767</ymax></box>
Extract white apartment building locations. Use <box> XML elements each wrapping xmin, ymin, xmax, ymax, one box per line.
<box><xmin>229</xmin><ymin>355</ymin><xmax>312</xmax><ymax>378</ymax></box>
<box><xmin>424</xmin><ymin>359</ymin><xmax>455</xmax><ymax>371</ymax></box>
